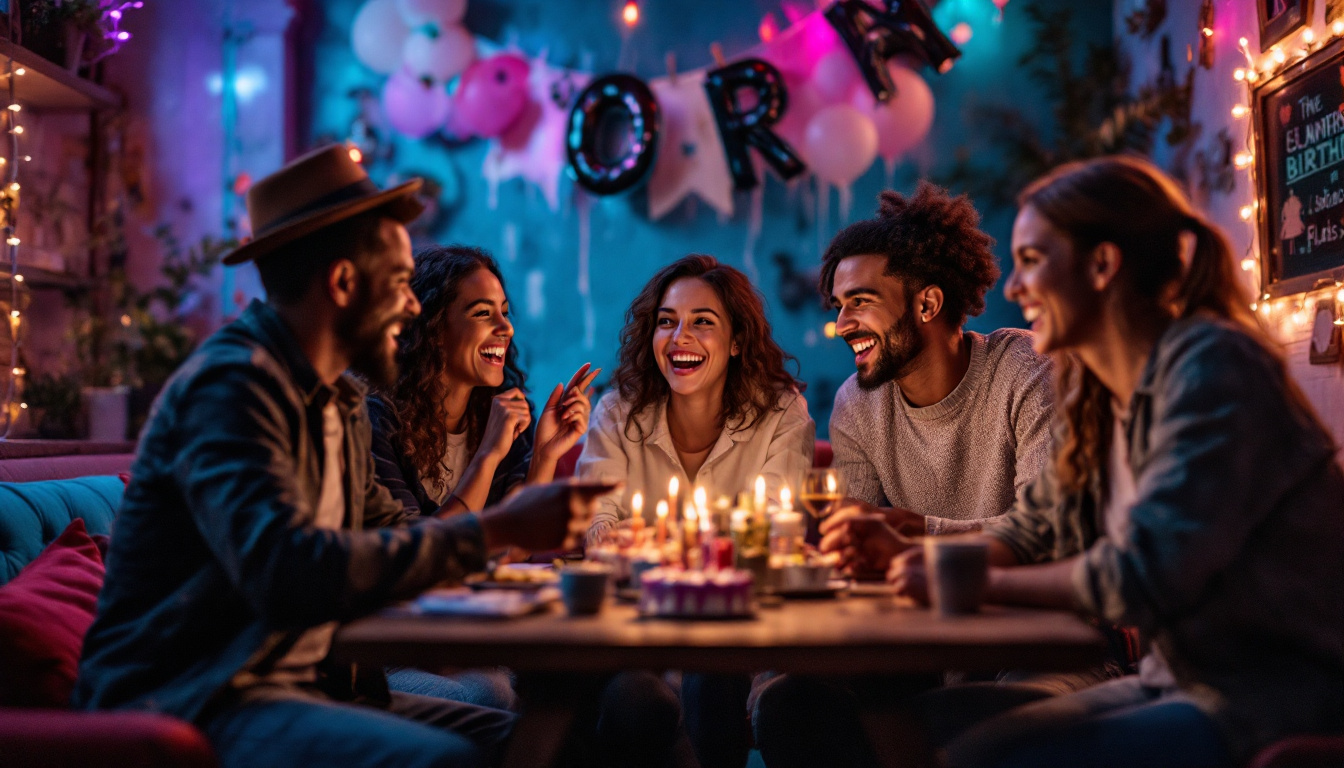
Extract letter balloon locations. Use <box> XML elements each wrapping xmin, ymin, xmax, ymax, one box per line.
<box><xmin>565</xmin><ymin>74</ymin><xmax>661</xmax><ymax>196</ymax></box>
<box><xmin>702</xmin><ymin>58</ymin><xmax>805</xmax><ymax>191</ymax></box>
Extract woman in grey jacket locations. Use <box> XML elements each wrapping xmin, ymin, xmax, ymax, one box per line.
<box><xmin>890</xmin><ymin>156</ymin><xmax>1343</xmax><ymax>768</ymax></box>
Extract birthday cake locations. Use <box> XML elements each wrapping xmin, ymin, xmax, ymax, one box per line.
<box><xmin>638</xmin><ymin>568</ymin><xmax>755</xmax><ymax>618</ymax></box>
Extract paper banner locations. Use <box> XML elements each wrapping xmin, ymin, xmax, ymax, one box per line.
<box><xmin>646</xmin><ymin>71</ymin><xmax>735</xmax><ymax>220</ymax></box>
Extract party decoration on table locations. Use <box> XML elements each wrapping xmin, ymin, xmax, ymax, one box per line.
<box><xmin>483</xmin><ymin>57</ymin><xmax>584</xmax><ymax>211</ymax></box>
<box><xmin>382</xmin><ymin>70</ymin><xmax>452</xmax><ymax>139</ymax></box>
<box><xmin>402</xmin><ymin>23</ymin><xmax>476</xmax><ymax>82</ymax></box>
<box><xmin>824</xmin><ymin>0</ymin><xmax>961</xmax><ymax>102</ymax></box>
<box><xmin>566</xmin><ymin>74</ymin><xmax>662</xmax><ymax>196</ymax></box>
<box><xmin>454</xmin><ymin>54</ymin><xmax>532</xmax><ymax>138</ymax></box>
<box><xmin>397</xmin><ymin>0</ymin><xmax>467</xmax><ymax>29</ymax></box>
<box><xmin>703</xmin><ymin>58</ymin><xmax>805</xmax><ymax>191</ymax></box>
<box><xmin>647</xmin><ymin>72</ymin><xmax>735</xmax><ymax>219</ymax></box>
<box><xmin>352</xmin><ymin>0</ymin><xmax>411</xmax><ymax>74</ymax></box>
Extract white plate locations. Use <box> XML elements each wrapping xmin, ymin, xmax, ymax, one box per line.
<box><xmin>414</xmin><ymin>587</ymin><xmax>559</xmax><ymax>618</ymax></box>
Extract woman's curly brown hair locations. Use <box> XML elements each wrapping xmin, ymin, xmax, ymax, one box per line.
<box><xmin>818</xmin><ymin>181</ymin><xmax>999</xmax><ymax>327</ymax></box>
<box><xmin>385</xmin><ymin>245</ymin><xmax>527</xmax><ymax>494</ymax></box>
<box><xmin>611</xmin><ymin>254</ymin><xmax>803</xmax><ymax>442</ymax></box>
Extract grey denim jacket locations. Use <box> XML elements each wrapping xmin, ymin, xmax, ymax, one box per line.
<box><xmin>74</xmin><ymin>301</ymin><xmax>487</xmax><ymax>722</ymax></box>
<box><xmin>984</xmin><ymin>316</ymin><xmax>1344</xmax><ymax>760</ymax></box>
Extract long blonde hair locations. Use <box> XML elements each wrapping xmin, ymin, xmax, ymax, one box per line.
<box><xmin>1018</xmin><ymin>156</ymin><xmax>1259</xmax><ymax>492</ymax></box>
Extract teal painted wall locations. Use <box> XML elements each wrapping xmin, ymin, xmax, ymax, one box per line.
<box><xmin>310</xmin><ymin>0</ymin><xmax>1111</xmax><ymax>436</ymax></box>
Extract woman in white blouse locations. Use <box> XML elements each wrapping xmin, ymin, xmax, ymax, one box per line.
<box><xmin>579</xmin><ymin>254</ymin><xmax>814</xmax><ymax>542</ymax></box>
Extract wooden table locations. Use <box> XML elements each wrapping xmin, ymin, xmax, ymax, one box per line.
<box><xmin>335</xmin><ymin>594</ymin><xmax>1107</xmax><ymax>768</ymax></box>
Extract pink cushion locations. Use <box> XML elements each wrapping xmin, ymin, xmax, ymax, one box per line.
<box><xmin>0</xmin><ymin>708</ymin><xmax>217</xmax><ymax>768</ymax></box>
<box><xmin>0</xmin><ymin>519</ymin><xmax>104</xmax><ymax>707</ymax></box>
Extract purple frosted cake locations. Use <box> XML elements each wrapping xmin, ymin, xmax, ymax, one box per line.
<box><xmin>638</xmin><ymin>568</ymin><xmax>754</xmax><ymax>617</ymax></box>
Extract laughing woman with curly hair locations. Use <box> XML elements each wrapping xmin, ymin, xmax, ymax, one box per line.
<box><xmin>578</xmin><ymin>254</ymin><xmax>815</xmax><ymax>543</ymax></box>
<box><xmin>368</xmin><ymin>245</ymin><xmax>597</xmax><ymax>518</ymax></box>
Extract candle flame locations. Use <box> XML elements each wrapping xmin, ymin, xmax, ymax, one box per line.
<box><xmin>780</xmin><ymin>485</ymin><xmax>792</xmax><ymax>512</ymax></box>
<box><xmin>656</xmin><ymin>500</ymin><xmax>669</xmax><ymax>519</ymax></box>
<box><xmin>669</xmin><ymin>476</ymin><xmax>679</xmax><ymax>499</ymax></box>
<box><xmin>632</xmin><ymin>491</ymin><xmax>644</xmax><ymax>516</ymax></box>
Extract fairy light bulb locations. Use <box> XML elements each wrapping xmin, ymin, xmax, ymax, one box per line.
<box><xmin>1272</xmin><ymin>47</ymin><xmax>1287</xmax><ymax>64</ymax></box>
<box><xmin>13</xmin><ymin>274</ymin><xmax>23</xmax><ymax>283</ymax></box>
<box><xmin>1246</xmin><ymin>69</ymin><xmax>1260</xmax><ymax>82</ymax></box>
<box><xmin>1202</xmin><ymin>26</ymin><xmax>1213</xmax><ymax>38</ymax></box>
<box><xmin>1241</xmin><ymin>257</ymin><xmax>1257</xmax><ymax>271</ymax></box>
<box><xmin>347</xmin><ymin>146</ymin><xmax>362</xmax><ymax>164</ymax></box>
<box><xmin>9</xmin><ymin>310</ymin><xmax>18</xmax><ymax>319</ymax></box>
<box><xmin>5</xmin><ymin>237</ymin><xmax>18</xmax><ymax>246</ymax></box>
<box><xmin>13</xmin><ymin>68</ymin><xmax>23</xmax><ymax>76</ymax></box>
<box><xmin>8</xmin><ymin>183</ymin><xmax>18</xmax><ymax>192</ymax></box>
<box><xmin>1334</xmin><ymin>20</ymin><xmax>1344</xmax><ymax>36</ymax></box>
<box><xmin>10</xmin><ymin>126</ymin><xmax>21</xmax><ymax>135</ymax></box>
<box><xmin>1239</xmin><ymin>36</ymin><xmax>1250</xmax><ymax>47</ymax></box>
<box><xmin>6</xmin><ymin>104</ymin><xmax>18</xmax><ymax>112</ymax></box>
<box><xmin>1234</xmin><ymin>152</ymin><xmax>1253</xmax><ymax>169</ymax></box>
<box><xmin>823</xmin><ymin>321</ymin><xmax>837</xmax><ymax>339</ymax></box>
<box><xmin>1233</xmin><ymin>68</ymin><xmax>1246</xmax><ymax>81</ymax></box>
<box><xmin>1231</xmin><ymin>104</ymin><xmax>1248</xmax><ymax>118</ymax></box>
<box><xmin>622</xmin><ymin>1</ymin><xmax>639</xmax><ymax>26</ymax></box>
<box><xmin>1303</xmin><ymin>28</ymin><xmax>1316</xmax><ymax>44</ymax></box>
<box><xmin>1239</xmin><ymin>205</ymin><xmax>1254</xmax><ymax>220</ymax></box>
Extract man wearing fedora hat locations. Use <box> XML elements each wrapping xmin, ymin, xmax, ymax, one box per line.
<box><xmin>74</xmin><ymin>145</ymin><xmax>610</xmax><ymax>768</ymax></box>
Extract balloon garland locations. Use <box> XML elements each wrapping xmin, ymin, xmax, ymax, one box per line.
<box><xmin>348</xmin><ymin>0</ymin><xmax>959</xmax><ymax>214</ymax></box>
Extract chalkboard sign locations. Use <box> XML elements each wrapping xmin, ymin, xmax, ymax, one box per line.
<box><xmin>1254</xmin><ymin>37</ymin><xmax>1344</xmax><ymax>296</ymax></box>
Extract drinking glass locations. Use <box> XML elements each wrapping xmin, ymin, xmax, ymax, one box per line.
<box><xmin>799</xmin><ymin>468</ymin><xmax>845</xmax><ymax>520</ymax></box>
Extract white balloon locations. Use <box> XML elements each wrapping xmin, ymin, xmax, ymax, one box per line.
<box><xmin>351</xmin><ymin>0</ymin><xmax>410</xmax><ymax>75</ymax></box>
<box><xmin>804</xmin><ymin>104</ymin><xmax>879</xmax><ymax>187</ymax></box>
<box><xmin>397</xmin><ymin>0</ymin><xmax>468</xmax><ymax>29</ymax></box>
<box><xmin>402</xmin><ymin>24</ymin><xmax>476</xmax><ymax>82</ymax></box>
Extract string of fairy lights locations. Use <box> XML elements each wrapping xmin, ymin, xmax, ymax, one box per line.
<box><xmin>2</xmin><ymin>15</ymin><xmax>28</xmax><ymax>439</ymax></box>
<box><xmin>1227</xmin><ymin>20</ymin><xmax>1344</xmax><ymax>334</ymax></box>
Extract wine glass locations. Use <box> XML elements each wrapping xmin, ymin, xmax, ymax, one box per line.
<box><xmin>799</xmin><ymin>468</ymin><xmax>845</xmax><ymax>520</ymax></box>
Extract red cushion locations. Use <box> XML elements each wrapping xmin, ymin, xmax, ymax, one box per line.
<box><xmin>813</xmin><ymin>439</ymin><xmax>833</xmax><ymax>468</ymax></box>
<box><xmin>0</xmin><ymin>519</ymin><xmax>104</xmax><ymax>707</ymax></box>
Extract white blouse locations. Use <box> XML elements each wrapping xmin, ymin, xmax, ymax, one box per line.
<box><xmin>577</xmin><ymin>389</ymin><xmax>815</xmax><ymax>541</ymax></box>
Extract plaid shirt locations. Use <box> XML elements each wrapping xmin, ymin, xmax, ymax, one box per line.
<box><xmin>984</xmin><ymin>316</ymin><xmax>1344</xmax><ymax>761</ymax></box>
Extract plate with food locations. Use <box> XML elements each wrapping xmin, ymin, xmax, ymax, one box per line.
<box><xmin>415</xmin><ymin>586</ymin><xmax>559</xmax><ymax>618</ymax></box>
<box><xmin>464</xmin><ymin>563</ymin><xmax>560</xmax><ymax>591</ymax></box>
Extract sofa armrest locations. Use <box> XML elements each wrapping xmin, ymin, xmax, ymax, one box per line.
<box><xmin>0</xmin><ymin>708</ymin><xmax>216</xmax><ymax>768</ymax></box>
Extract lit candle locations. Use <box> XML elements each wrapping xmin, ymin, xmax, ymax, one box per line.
<box><xmin>693</xmin><ymin>486</ymin><xmax>707</xmax><ymax>517</ymax></box>
<box><xmin>684</xmin><ymin>503</ymin><xmax>699</xmax><ymax>566</ymax></box>
<box><xmin>656</xmin><ymin>500</ymin><xmax>669</xmax><ymax>544</ymax></box>
<box><xmin>630</xmin><ymin>492</ymin><xmax>645</xmax><ymax>539</ymax></box>
<box><xmin>780</xmin><ymin>485</ymin><xmax>792</xmax><ymax>513</ymax></box>
<box><xmin>668</xmin><ymin>476</ymin><xmax>680</xmax><ymax>518</ymax></box>
<box><xmin>754</xmin><ymin>475</ymin><xmax>766</xmax><ymax>514</ymax></box>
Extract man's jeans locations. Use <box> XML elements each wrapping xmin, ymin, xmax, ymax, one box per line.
<box><xmin>201</xmin><ymin>685</ymin><xmax>515</xmax><ymax>768</ymax></box>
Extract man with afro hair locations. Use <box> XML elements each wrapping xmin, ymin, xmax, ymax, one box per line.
<box><xmin>815</xmin><ymin>180</ymin><xmax>1053</xmax><ymax>565</ymax></box>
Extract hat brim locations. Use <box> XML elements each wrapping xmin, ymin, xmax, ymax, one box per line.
<box><xmin>222</xmin><ymin>178</ymin><xmax>425</xmax><ymax>266</ymax></box>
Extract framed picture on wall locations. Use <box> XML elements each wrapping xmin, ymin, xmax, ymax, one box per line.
<box><xmin>1252</xmin><ymin>35</ymin><xmax>1344</xmax><ymax>297</ymax></box>
<box><xmin>1258</xmin><ymin>0</ymin><xmax>1313</xmax><ymax>50</ymax></box>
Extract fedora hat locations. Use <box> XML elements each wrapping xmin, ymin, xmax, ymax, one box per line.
<box><xmin>222</xmin><ymin>145</ymin><xmax>425</xmax><ymax>265</ymax></box>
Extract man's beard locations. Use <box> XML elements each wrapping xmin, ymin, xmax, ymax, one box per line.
<box><xmin>337</xmin><ymin>286</ymin><xmax>403</xmax><ymax>389</ymax></box>
<box><xmin>855</xmin><ymin>310</ymin><xmax>924</xmax><ymax>391</ymax></box>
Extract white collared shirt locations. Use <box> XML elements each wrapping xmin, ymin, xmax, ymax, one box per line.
<box><xmin>578</xmin><ymin>389</ymin><xmax>814</xmax><ymax>541</ymax></box>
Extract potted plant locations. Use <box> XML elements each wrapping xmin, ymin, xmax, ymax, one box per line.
<box><xmin>21</xmin><ymin>1</ymin><xmax>105</xmax><ymax>72</ymax></box>
<box><xmin>22</xmin><ymin>372</ymin><xmax>83</xmax><ymax>439</ymax></box>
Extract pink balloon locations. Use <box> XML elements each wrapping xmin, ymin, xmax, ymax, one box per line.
<box><xmin>804</xmin><ymin>104</ymin><xmax>878</xmax><ymax>187</ymax></box>
<box><xmin>811</xmin><ymin>49</ymin><xmax>863</xmax><ymax>104</ymax></box>
<box><xmin>453</xmin><ymin>54</ymin><xmax>531</xmax><ymax>138</ymax></box>
<box><xmin>382</xmin><ymin>70</ymin><xmax>451</xmax><ymax>139</ymax></box>
<box><xmin>871</xmin><ymin>65</ymin><xmax>934</xmax><ymax>162</ymax></box>
<box><xmin>772</xmin><ymin>70</ymin><xmax>826</xmax><ymax>163</ymax></box>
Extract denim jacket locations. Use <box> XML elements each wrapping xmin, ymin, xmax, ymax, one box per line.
<box><xmin>74</xmin><ymin>301</ymin><xmax>487</xmax><ymax>722</ymax></box>
<box><xmin>367</xmin><ymin>394</ymin><xmax>533</xmax><ymax>515</ymax></box>
<box><xmin>984</xmin><ymin>316</ymin><xmax>1344</xmax><ymax>760</ymax></box>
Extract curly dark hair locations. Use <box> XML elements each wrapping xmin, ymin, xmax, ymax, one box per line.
<box><xmin>611</xmin><ymin>254</ymin><xmax>803</xmax><ymax>442</ymax></box>
<box><xmin>818</xmin><ymin>181</ymin><xmax>999</xmax><ymax>327</ymax></box>
<box><xmin>386</xmin><ymin>245</ymin><xmax>527</xmax><ymax>493</ymax></box>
